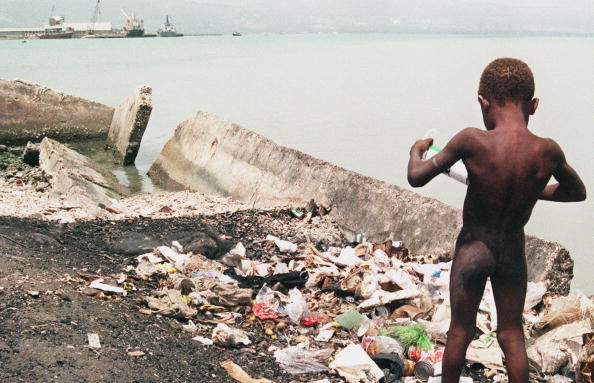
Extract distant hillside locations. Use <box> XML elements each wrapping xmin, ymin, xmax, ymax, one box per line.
<box><xmin>1</xmin><ymin>0</ymin><xmax>592</xmax><ymax>34</ymax></box>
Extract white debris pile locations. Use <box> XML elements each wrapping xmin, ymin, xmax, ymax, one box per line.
<box><xmin>121</xmin><ymin>232</ymin><xmax>592</xmax><ymax>383</ymax></box>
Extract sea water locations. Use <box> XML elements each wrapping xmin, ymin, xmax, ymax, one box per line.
<box><xmin>1</xmin><ymin>34</ymin><xmax>592</xmax><ymax>293</ymax></box>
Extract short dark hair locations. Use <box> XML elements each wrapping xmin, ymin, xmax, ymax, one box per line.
<box><xmin>479</xmin><ymin>58</ymin><xmax>535</xmax><ymax>104</ymax></box>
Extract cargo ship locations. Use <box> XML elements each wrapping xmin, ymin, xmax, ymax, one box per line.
<box><xmin>38</xmin><ymin>15</ymin><xmax>75</xmax><ymax>39</ymax></box>
<box><xmin>121</xmin><ymin>9</ymin><xmax>144</xmax><ymax>37</ymax></box>
<box><xmin>157</xmin><ymin>15</ymin><xmax>180</xmax><ymax>37</ymax></box>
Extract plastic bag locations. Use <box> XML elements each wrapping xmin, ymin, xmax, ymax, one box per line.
<box><xmin>285</xmin><ymin>288</ymin><xmax>308</xmax><ymax>324</ymax></box>
<box><xmin>372</xmin><ymin>353</ymin><xmax>405</xmax><ymax>382</ymax></box>
<box><xmin>524</xmin><ymin>281</ymin><xmax>547</xmax><ymax>312</ymax></box>
<box><xmin>253</xmin><ymin>285</ymin><xmax>278</xmax><ymax>319</ymax></box>
<box><xmin>274</xmin><ymin>344</ymin><xmax>333</xmax><ymax>374</ymax></box>
<box><xmin>335</xmin><ymin>309</ymin><xmax>366</xmax><ymax>330</ymax></box>
<box><xmin>266</xmin><ymin>235</ymin><xmax>297</xmax><ymax>253</ymax></box>
<box><xmin>212</xmin><ymin>323</ymin><xmax>251</xmax><ymax>347</ymax></box>
<box><xmin>375</xmin><ymin>336</ymin><xmax>405</xmax><ymax>356</ymax></box>
<box><xmin>545</xmin><ymin>375</ymin><xmax>573</xmax><ymax>383</ymax></box>
<box><xmin>362</xmin><ymin>336</ymin><xmax>405</xmax><ymax>357</ymax></box>
<box><xmin>534</xmin><ymin>291</ymin><xmax>594</xmax><ymax>334</ymax></box>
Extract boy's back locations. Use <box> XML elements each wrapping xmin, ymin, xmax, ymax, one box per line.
<box><xmin>407</xmin><ymin>58</ymin><xmax>586</xmax><ymax>383</ymax></box>
<box><xmin>461</xmin><ymin>127</ymin><xmax>555</xmax><ymax>232</ymax></box>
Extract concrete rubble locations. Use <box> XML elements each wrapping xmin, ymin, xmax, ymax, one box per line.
<box><xmin>148</xmin><ymin>111</ymin><xmax>574</xmax><ymax>295</ymax></box>
<box><xmin>38</xmin><ymin>137</ymin><xmax>129</xmax><ymax>215</ymax></box>
<box><xmin>107</xmin><ymin>86</ymin><xmax>153</xmax><ymax>165</ymax></box>
<box><xmin>0</xmin><ymin>79</ymin><xmax>114</xmax><ymax>145</ymax></box>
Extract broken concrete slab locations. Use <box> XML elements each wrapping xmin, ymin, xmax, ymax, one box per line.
<box><xmin>0</xmin><ymin>79</ymin><xmax>114</xmax><ymax>145</ymax></box>
<box><xmin>107</xmin><ymin>86</ymin><xmax>152</xmax><ymax>165</ymax></box>
<box><xmin>148</xmin><ymin>111</ymin><xmax>573</xmax><ymax>294</ymax></box>
<box><xmin>39</xmin><ymin>138</ymin><xmax>129</xmax><ymax>215</ymax></box>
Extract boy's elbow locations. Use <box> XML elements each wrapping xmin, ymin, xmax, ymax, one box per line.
<box><xmin>576</xmin><ymin>186</ymin><xmax>587</xmax><ymax>202</ymax></box>
<box><xmin>407</xmin><ymin>172</ymin><xmax>426</xmax><ymax>188</ymax></box>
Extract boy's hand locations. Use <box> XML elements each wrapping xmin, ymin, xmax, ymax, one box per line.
<box><xmin>410</xmin><ymin>138</ymin><xmax>433</xmax><ymax>156</ymax></box>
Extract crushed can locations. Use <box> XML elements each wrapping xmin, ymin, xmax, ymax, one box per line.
<box><xmin>402</xmin><ymin>359</ymin><xmax>415</xmax><ymax>376</ymax></box>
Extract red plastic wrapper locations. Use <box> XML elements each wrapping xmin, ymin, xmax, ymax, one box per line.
<box><xmin>300</xmin><ymin>317</ymin><xmax>321</xmax><ymax>326</ymax></box>
<box><xmin>408</xmin><ymin>345</ymin><xmax>423</xmax><ymax>362</ymax></box>
<box><xmin>253</xmin><ymin>302</ymin><xmax>278</xmax><ymax>319</ymax></box>
<box><xmin>409</xmin><ymin>345</ymin><xmax>445</xmax><ymax>364</ymax></box>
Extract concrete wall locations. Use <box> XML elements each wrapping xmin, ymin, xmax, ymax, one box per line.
<box><xmin>107</xmin><ymin>86</ymin><xmax>152</xmax><ymax>165</ymax></box>
<box><xmin>0</xmin><ymin>79</ymin><xmax>114</xmax><ymax>145</ymax></box>
<box><xmin>148</xmin><ymin>111</ymin><xmax>573</xmax><ymax>294</ymax></box>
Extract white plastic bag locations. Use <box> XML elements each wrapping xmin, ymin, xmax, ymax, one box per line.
<box><xmin>253</xmin><ymin>284</ymin><xmax>279</xmax><ymax>319</ymax></box>
<box><xmin>286</xmin><ymin>288</ymin><xmax>308</xmax><ymax>324</ymax></box>
<box><xmin>212</xmin><ymin>323</ymin><xmax>251</xmax><ymax>347</ymax></box>
<box><xmin>274</xmin><ymin>344</ymin><xmax>333</xmax><ymax>374</ymax></box>
<box><xmin>266</xmin><ymin>235</ymin><xmax>298</xmax><ymax>253</ymax></box>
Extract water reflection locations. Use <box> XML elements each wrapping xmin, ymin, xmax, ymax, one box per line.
<box><xmin>68</xmin><ymin>139</ymin><xmax>162</xmax><ymax>194</ymax></box>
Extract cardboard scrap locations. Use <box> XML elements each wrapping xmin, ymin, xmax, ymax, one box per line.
<box><xmin>220</xmin><ymin>360</ymin><xmax>274</xmax><ymax>383</ymax></box>
<box><xmin>467</xmin><ymin>341</ymin><xmax>505</xmax><ymax>371</ymax></box>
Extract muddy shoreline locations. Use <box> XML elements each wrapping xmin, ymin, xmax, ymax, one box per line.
<box><xmin>0</xmin><ymin>209</ymin><xmax>345</xmax><ymax>383</ymax></box>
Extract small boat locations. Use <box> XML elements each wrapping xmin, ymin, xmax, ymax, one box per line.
<box><xmin>157</xmin><ymin>15</ymin><xmax>179</xmax><ymax>37</ymax></box>
<box><xmin>232</xmin><ymin>32</ymin><xmax>242</xmax><ymax>36</ymax></box>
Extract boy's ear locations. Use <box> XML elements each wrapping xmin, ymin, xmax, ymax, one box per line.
<box><xmin>478</xmin><ymin>95</ymin><xmax>490</xmax><ymax>110</ymax></box>
<box><xmin>529</xmin><ymin>98</ymin><xmax>539</xmax><ymax>115</ymax></box>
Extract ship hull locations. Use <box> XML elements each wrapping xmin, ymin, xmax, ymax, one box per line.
<box><xmin>158</xmin><ymin>31</ymin><xmax>179</xmax><ymax>37</ymax></box>
<box><xmin>38</xmin><ymin>32</ymin><xmax>74</xmax><ymax>39</ymax></box>
<box><xmin>125</xmin><ymin>29</ymin><xmax>145</xmax><ymax>38</ymax></box>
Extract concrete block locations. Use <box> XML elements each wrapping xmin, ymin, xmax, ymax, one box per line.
<box><xmin>39</xmin><ymin>138</ymin><xmax>129</xmax><ymax>214</ymax></box>
<box><xmin>0</xmin><ymin>79</ymin><xmax>114</xmax><ymax>145</ymax></box>
<box><xmin>107</xmin><ymin>86</ymin><xmax>152</xmax><ymax>165</ymax></box>
<box><xmin>148</xmin><ymin>111</ymin><xmax>573</xmax><ymax>294</ymax></box>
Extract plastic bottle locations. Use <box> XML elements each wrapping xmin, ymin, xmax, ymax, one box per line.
<box><xmin>422</xmin><ymin>144</ymin><xmax>468</xmax><ymax>185</ymax></box>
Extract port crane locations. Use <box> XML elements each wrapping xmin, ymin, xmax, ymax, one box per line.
<box><xmin>88</xmin><ymin>0</ymin><xmax>101</xmax><ymax>35</ymax></box>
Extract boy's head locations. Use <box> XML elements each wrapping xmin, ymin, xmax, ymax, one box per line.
<box><xmin>478</xmin><ymin>58</ymin><xmax>535</xmax><ymax>105</ymax></box>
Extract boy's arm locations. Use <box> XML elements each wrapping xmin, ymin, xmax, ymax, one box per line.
<box><xmin>407</xmin><ymin>128</ymin><xmax>471</xmax><ymax>187</ymax></box>
<box><xmin>540</xmin><ymin>140</ymin><xmax>586</xmax><ymax>202</ymax></box>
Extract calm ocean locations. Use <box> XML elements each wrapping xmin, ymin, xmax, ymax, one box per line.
<box><xmin>1</xmin><ymin>34</ymin><xmax>592</xmax><ymax>293</ymax></box>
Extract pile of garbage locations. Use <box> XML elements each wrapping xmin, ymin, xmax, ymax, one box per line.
<box><xmin>79</xmin><ymin>228</ymin><xmax>593</xmax><ymax>382</ymax></box>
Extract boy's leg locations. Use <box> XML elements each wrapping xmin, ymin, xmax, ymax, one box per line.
<box><xmin>442</xmin><ymin>242</ymin><xmax>494</xmax><ymax>383</ymax></box>
<box><xmin>491</xmin><ymin>249</ymin><xmax>529</xmax><ymax>383</ymax></box>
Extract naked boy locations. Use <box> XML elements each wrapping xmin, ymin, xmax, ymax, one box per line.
<box><xmin>407</xmin><ymin>58</ymin><xmax>586</xmax><ymax>383</ymax></box>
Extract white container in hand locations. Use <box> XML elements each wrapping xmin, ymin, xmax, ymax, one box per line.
<box><xmin>422</xmin><ymin>144</ymin><xmax>469</xmax><ymax>185</ymax></box>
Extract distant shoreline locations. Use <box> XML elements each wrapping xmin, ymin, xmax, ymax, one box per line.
<box><xmin>1</xmin><ymin>31</ymin><xmax>593</xmax><ymax>41</ymax></box>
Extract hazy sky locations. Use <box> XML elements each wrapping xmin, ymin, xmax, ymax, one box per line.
<box><xmin>1</xmin><ymin>0</ymin><xmax>593</xmax><ymax>34</ymax></box>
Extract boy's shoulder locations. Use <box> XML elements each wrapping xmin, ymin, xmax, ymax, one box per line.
<box><xmin>455</xmin><ymin>127</ymin><xmax>485</xmax><ymax>141</ymax></box>
<box><xmin>450</xmin><ymin>127</ymin><xmax>485</xmax><ymax>149</ymax></box>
